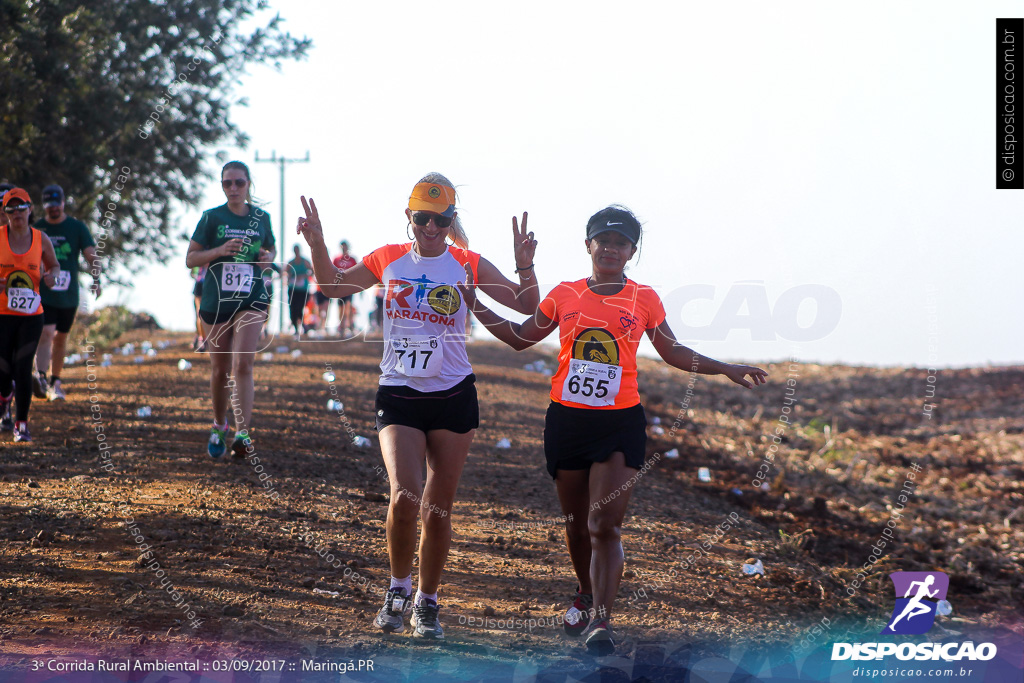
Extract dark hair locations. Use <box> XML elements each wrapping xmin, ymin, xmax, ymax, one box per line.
<box><xmin>585</xmin><ymin>204</ymin><xmax>643</xmax><ymax>257</ymax></box>
<box><xmin>221</xmin><ymin>161</ymin><xmax>256</xmax><ymax>205</ymax></box>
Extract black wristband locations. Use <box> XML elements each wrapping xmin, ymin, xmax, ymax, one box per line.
<box><xmin>514</xmin><ymin>263</ymin><xmax>535</xmax><ymax>273</ymax></box>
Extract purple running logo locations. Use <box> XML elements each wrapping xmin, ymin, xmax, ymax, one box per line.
<box><xmin>881</xmin><ymin>571</ymin><xmax>948</xmax><ymax>635</ymax></box>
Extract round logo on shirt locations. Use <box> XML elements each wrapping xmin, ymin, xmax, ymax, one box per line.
<box><xmin>426</xmin><ymin>285</ymin><xmax>461</xmax><ymax>315</ymax></box>
<box><xmin>5</xmin><ymin>271</ymin><xmax>33</xmax><ymax>290</ymax></box>
<box><xmin>572</xmin><ymin>328</ymin><xmax>619</xmax><ymax>365</ymax></box>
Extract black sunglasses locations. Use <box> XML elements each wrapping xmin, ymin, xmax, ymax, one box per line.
<box><xmin>4</xmin><ymin>205</ymin><xmax>29</xmax><ymax>214</ymax></box>
<box><xmin>222</xmin><ymin>179</ymin><xmax>248</xmax><ymax>188</ymax></box>
<box><xmin>411</xmin><ymin>212</ymin><xmax>453</xmax><ymax>229</ymax></box>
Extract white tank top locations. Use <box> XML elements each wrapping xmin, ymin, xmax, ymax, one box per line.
<box><xmin>363</xmin><ymin>243</ymin><xmax>480</xmax><ymax>392</ymax></box>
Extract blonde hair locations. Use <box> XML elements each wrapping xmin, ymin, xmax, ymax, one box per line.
<box><xmin>416</xmin><ymin>172</ymin><xmax>468</xmax><ymax>249</ymax></box>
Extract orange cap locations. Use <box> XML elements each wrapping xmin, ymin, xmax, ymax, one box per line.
<box><xmin>409</xmin><ymin>182</ymin><xmax>456</xmax><ymax>217</ymax></box>
<box><xmin>2</xmin><ymin>187</ymin><xmax>31</xmax><ymax>208</ymax></box>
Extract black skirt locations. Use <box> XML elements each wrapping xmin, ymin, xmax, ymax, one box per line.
<box><xmin>543</xmin><ymin>401</ymin><xmax>647</xmax><ymax>479</ymax></box>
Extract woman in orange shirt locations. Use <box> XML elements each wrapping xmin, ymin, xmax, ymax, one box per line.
<box><xmin>464</xmin><ymin>205</ymin><xmax>767</xmax><ymax>655</ymax></box>
<box><xmin>0</xmin><ymin>188</ymin><xmax>60</xmax><ymax>442</ymax></box>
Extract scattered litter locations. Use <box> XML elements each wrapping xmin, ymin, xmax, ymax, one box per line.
<box><xmin>275</xmin><ymin>346</ymin><xmax>288</xmax><ymax>353</ymax></box>
<box><xmin>261</xmin><ymin>352</ymin><xmax>273</xmax><ymax>361</ymax></box>
<box><xmin>523</xmin><ymin>360</ymin><xmax>553</xmax><ymax>374</ymax></box>
<box><xmin>664</xmin><ymin>448</ymin><xmax>680</xmax><ymax>459</ymax></box>
<box><xmin>698</xmin><ymin>467</ymin><xmax>711</xmax><ymax>482</ymax></box>
<box><xmin>100</xmin><ymin>359</ymin><xmax>112</xmax><ymax>368</ymax></box>
<box><xmin>936</xmin><ymin>600</ymin><xmax>952</xmax><ymax>617</ymax></box>
<box><xmin>760</xmin><ymin>482</ymin><xmax>770</xmax><ymax>491</ymax></box>
<box><xmin>121</xmin><ymin>343</ymin><xmax>135</xmax><ymax>355</ymax></box>
<box><xmin>136</xmin><ymin>406</ymin><xmax>152</xmax><ymax>418</ymax></box>
<box><xmin>650</xmin><ymin>416</ymin><xmax>661</xmax><ymax>425</ymax></box>
<box><xmin>731</xmin><ymin>487</ymin><xmax>744</xmax><ymax>496</ymax></box>
<box><xmin>322</xmin><ymin>372</ymin><xmax>336</xmax><ymax>382</ymax></box>
<box><xmin>177</xmin><ymin>359</ymin><xmax>193</xmax><ymax>371</ymax></box>
<box><xmin>157</xmin><ymin>341</ymin><xmax>171</xmax><ymax>349</ymax></box>
<box><xmin>650</xmin><ymin>425</ymin><xmax>665</xmax><ymax>436</ymax></box>
<box><xmin>327</xmin><ymin>400</ymin><xmax>344</xmax><ymax>412</ymax></box>
<box><xmin>742</xmin><ymin>559</ymin><xmax>764</xmax><ymax>576</ymax></box>
<box><xmin>145</xmin><ymin>349</ymin><xmax>157</xmax><ymax>357</ymax></box>
<box><xmin>134</xmin><ymin>356</ymin><xmax>145</xmax><ymax>364</ymax></box>
<box><xmin>312</xmin><ymin>588</ymin><xmax>340</xmax><ymax>597</ymax></box>
<box><xmin>290</xmin><ymin>349</ymin><xmax>302</xmax><ymax>358</ymax></box>
<box><xmin>495</xmin><ymin>438</ymin><xmax>511</xmax><ymax>449</ymax></box>
<box><xmin>141</xmin><ymin>341</ymin><xmax>153</xmax><ymax>352</ymax></box>
<box><xmin>352</xmin><ymin>435</ymin><xmax>372</xmax><ymax>448</ymax></box>
<box><xmin>102</xmin><ymin>353</ymin><xmax>113</xmax><ymax>361</ymax></box>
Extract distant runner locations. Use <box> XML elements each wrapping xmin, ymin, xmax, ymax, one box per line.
<box><xmin>463</xmin><ymin>205</ymin><xmax>768</xmax><ymax>655</ymax></box>
<box><xmin>332</xmin><ymin>240</ymin><xmax>357</xmax><ymax>335</ymax></box>
<box><xmin>297</xmin><ymin>172</ymin><xmax>538</xmax><ymax>640</ymax></box>
<box><xmin>287</xmin><ymin>245</ymin><xmax>311</xmax><ymax>337</ymax></box>
<box><xmin>0</xmin><ymin>188</ymin><xmax>60</xmax><ymax>442</ymax></box>
<box><xmin>32</xmin><ymin>184</ymin><xmax>103</xmax><ymax>401</ymax></box>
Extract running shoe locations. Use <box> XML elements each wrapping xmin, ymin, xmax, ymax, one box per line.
<box><xmin>373</xmin><ymin>587</ymin><xmax>412</xmax><ymax>634</ymax></box>
<box><xmin>13</xmin><ymin>421</ymin><xmax>31</xmax><ymax>443</ymax></box>
<box><xmin>0</xmin><ymin>395</ymin><xmax>13</xmax><ymax>432</ymax></box>
<box><xmin>563</xmin><ymin>587</ymin><xmax>594</xmax><ymax>637</ymax></box>
<box><xmin>207</xmin><ymin>424</ymin><xmax>230</xmax><ymax>458</ymax></box>
<box><xmin>32</xmin><ymin>372</ymin><xmax>47</xmax><ymax>399</ymax></box>
<box><xmin>410</xmin><ymin>599</ymin><xmax>444</xmax><ymax>640</ymax></box>
<box><xmin>231</xmin><ymin>431</ymin><xmax>252</xmax><ymax>459</ymax></box>
<box><xmin>47</xmin><ymin>379</ymin><xmax>66</xmax><ymax>401</ymax></box>
<box><xmin>584</xmin><ymin>619</ymin><xmax>615</xmax><ymax>656</ymax></box>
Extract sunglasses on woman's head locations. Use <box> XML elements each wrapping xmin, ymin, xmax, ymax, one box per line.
<box><xmin>222</xmin><ymin>179</ymin><xmax>248</xmax><ymax>188</ymax></box>
<box><xmin>411</xmin><ymin>212</ymin><xmax>453</xmax><ymax>228</ymax></box>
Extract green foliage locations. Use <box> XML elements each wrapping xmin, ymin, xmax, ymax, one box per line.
<box><xmin>70</xmin><ymin>305</ymin><xmax>158</xmax><ymax>350</ymax></box>
<box><xmin>807</xmin><ymin>417</ymin><xmax>830</xmax><ymax>433</ymax></box>
<box><xmin>0</xmin><ymin>0</ymin><xmax>310</xmax><ymax>271</ymax></box>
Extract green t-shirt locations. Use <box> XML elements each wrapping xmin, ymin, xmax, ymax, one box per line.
<box><xmin>191</xmin><ymin>203</ymin><xmax>275</xmax><ymax>313</ymax></box>
<box><xmin>288</xmin><ymin>257</ymin><xmax>311</xmax><ymax>291</ymax></box>
<box><xmin>34</xmin><ymin>216</ymin><xmax>96</xmax><ymax>309</ymax></box>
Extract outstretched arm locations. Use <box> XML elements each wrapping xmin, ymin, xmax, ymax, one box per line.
<box><xmin>461</xmin><ymin>264</ymin><xmax>555</xmax><ymax>350</ymax></box>
<box><xmin>648</xmin><ymin>320</ymin><xmax>768</xmax><ymax>389</ymax></box>
<box><xmin>296</xmin><ymin>195</ymin><xmax>379</xmax><ymax>297</ymax></box>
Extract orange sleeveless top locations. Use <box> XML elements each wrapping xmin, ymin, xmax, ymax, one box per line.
<box><xmin>0</xmin><ymin>226</ymin><xmax>44</xmax><ymax>316</ymax></box>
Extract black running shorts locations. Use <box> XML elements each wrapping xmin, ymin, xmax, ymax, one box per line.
<box><xmin>42</xmin><ymin>305</ymin><xmax>77</xmax><ymax>333</ymax></box>
<box><xmin>198</xmin><ymin>302</ymin><xmax>269</xmax><ymax>326</ymax></box>
<box><xmin>543</xmin><ymin>401</ymin><xmax>647</xmax><ymax>479</ymax></box>
<box><xmin>375</xmin><ymin>374</ymin><xmax>479</xmax><ymax>434</ymax></box>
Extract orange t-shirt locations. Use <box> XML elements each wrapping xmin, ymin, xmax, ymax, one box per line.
<box><xmin>539</xmin><ymin>278</ymin><xmax>666</xmax><ymax>410</ymax></box>
<box><xmin>0</xmin><ymin>226</ymin><xmax>44</xmax><ymax>316</ymax></box>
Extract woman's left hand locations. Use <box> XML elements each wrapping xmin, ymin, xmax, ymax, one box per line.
<box><xmin>721</xmin><ymin>363</ymin><xmax>769</xmax><ymax>389</ymax></box>
<box><xmin>512</xmin><ymin>212</ymin><xmax>536</xmax><ymax>269</ymax></box>
<box><xmin>256</xmin><ymin>248</ymin><xmax>272</xmax><ymax>264</ymax></box>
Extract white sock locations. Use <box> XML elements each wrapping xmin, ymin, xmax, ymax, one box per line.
<box><xmin>415</xmin><ymin>589</ymin><xmax>438</xmax><ymax>605</ymax></box>
<box><xmin>390</xmin><ymin>576</ymin><xmax>412</xmax><ymax>596</ymax></box>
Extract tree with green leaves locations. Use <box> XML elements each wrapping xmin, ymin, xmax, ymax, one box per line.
<box><xmin>0</xmin><ymin>0</ymin><xmax>310</xmax><ymax>272</ymax></box>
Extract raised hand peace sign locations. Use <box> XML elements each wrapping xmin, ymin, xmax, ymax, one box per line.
<box><xmin>296</xmin><ymin>195</ymin><xmax>324</xmax><ymax>248</ymax></box>
<box><xmin>512</xmin><ymin>212</ymin><xmax>536</xmax><ymax>269</ymax></box>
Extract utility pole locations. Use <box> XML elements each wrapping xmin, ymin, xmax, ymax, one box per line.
<box><xmin>255</xmin><ymin>150</ymin><xmax>310</xmax><ymax>335</ymax></box>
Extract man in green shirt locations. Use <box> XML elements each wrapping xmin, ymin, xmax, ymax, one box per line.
<box><xmin>33</xmin><ymin>185</ymin><xmax>102</xmax><ymax>400</ymax></box>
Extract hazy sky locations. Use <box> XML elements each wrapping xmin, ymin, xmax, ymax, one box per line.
<box><xmin>99</xmin><ymin>1</ymin><xmax>1022</xmax><ymax>368</ymax></box>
